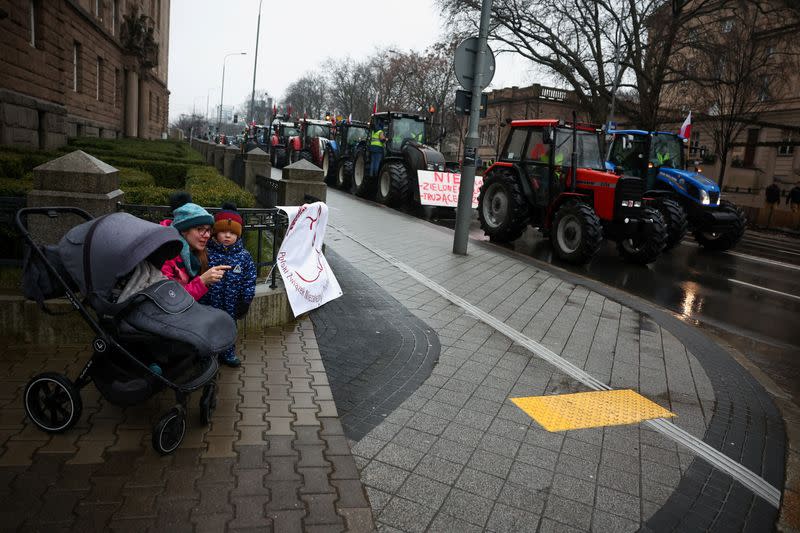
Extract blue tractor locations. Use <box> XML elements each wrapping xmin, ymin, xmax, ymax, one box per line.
<box><xmin>322</xmin><ymin>119</ymin><xmax>370</xmax><ymax>189</ymax></box>
<box><xmin>606</xmin><ymin>130</ymin><xmax>746</xmax><ymax>250</ymax></box>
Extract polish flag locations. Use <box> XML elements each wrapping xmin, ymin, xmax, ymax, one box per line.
<box><xmin>372</xmin><ymin>94</ymin><xmax>378</xmax><ymax>114</ymax></box>
<box><xmin>679</xmin><ymin>111</ymin><xmax>692</xmax><ymax>139</ymax></box>
<box><xmin>347</xmin><ymin>113</ymin><xmax>352</xmax><ymax>124</ymax></box>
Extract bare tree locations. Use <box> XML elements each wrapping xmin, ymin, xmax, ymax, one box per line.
<box><xmin>283</xmin><ymin>74</ymin><xmax>329</xmax><ymax>119</ymax></box>
<box><xmin>236</xmin><ymin>90</ymin><xmax>273</xmax><ymax>125</ymax></box>
<box><xmin>325</xmin><ymin>57</ymin><xmax>375</xmax><ymax>120</ymax></box>
<box><xmin>170</xmin><ymin>113</ymin><xmax>207</xmax><ymax>138</ymax></box>
<box><xmin>680</xmin><ymin>2</ymin><xmax>800</xmax><ymax>187</ymax></box>
<box><xmin>437</xmin><ymin>0</ymin><xmax>721</xmax><ymax>129</ymax></box>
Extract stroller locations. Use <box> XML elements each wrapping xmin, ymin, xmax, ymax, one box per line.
<box><xmin>17</xmin><ymin>207</ymin><xmax>237</xmax><ymax>454</ymax></box>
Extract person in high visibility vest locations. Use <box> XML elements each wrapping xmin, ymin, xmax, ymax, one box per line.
<box><xmin>369</xmin><ymin>123</ymin><xmax>387</xmax><ymax>176</ymax></box>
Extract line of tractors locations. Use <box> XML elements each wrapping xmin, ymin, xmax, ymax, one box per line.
<box><xmin>251</xmin><ymin>111</ymin><xmax>746</xmax><ymax>266</ymax></box>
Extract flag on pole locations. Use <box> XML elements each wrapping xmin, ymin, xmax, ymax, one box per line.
<box><xmin>347</xmin><ymin>113</ymin><xmax>352</xmax><ymax>124</ymax></box>
<box><xmin>679</xmin><ymin>111</ymin><xmax>692</xmax><ymax>139</ymax></box>
<box><xmin>372</xmin><ymin>94</ymin><xmax>378</xmax><ymax>114</ymax></box>
<box><xmin>273</xmin><ymin>104</ymin><xmax>277</xmax><ymax>116</ymax></box>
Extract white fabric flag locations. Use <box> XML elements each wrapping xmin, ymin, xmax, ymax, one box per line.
<box><xmin>276</xmin><ymin>202</ymin><xmax>342</xmax><ymax>317</ymax></box>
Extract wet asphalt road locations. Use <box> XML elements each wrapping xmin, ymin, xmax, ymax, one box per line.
<box><xmin>273</xmin><ymin>166</ymin><xmax>800</xmax><ymax>404</ymax></box>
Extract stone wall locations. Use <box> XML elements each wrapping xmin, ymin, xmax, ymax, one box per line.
<box><xmin>0</xmin><ymin>0</ymin><xmax>170</xmax><ymax>149</ymax></box>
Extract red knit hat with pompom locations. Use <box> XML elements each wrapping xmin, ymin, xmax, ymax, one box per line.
<box><xmin>214</xmin><ymin>202</ymin><xmax>243</xmax><ymax>237</ymax></box>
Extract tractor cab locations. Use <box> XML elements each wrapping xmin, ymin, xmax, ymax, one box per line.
<box><xmin>607</xmin><ymin>130</ymin><xmax>686</xmax><ymax>189</ymax></box>
<box><xmin>324</xmin><ymin>119</ymin><xmax>370</xmax><ymax>188</ymax></box>
<box><xmin>269</xmin><ymin>120</ymin><xmax>299</xmax><ymax>168</ymax></box>
<box><xmin>606</xmin><ymin>130</ymin><xmax>745</xmax><ymax>251</ymax></box>
<box><xmin>288</xmin><ymin>119</ymin><xmax>333</xmax><ymax>166</ymax></box>
<box><xmin>380</xmin><ymin>113</ymin><xmax>426</xmax><ymax>153</ymax></box>
<box><xmin>478</xmin><ymin>119</ymin><xmax>667</xmax><ymax>264</ymax></box>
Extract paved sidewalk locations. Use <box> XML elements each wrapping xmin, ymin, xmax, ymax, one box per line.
<box><xmin>313</xmin><ymin>189</ymin><xmax>786</xmax><ymax>532</ymax></box>
<box><xmin>0</xmin><ymin>321</ymin><xmax>374</xmax><ymax>532</ymax></box>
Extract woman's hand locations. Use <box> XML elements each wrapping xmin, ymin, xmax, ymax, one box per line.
<box><xmin>201</xmin><ymin>265</ymin><xmax>231</xmax><ymax>286</ymax></box>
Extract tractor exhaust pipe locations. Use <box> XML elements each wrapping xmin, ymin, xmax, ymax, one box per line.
<box><xmin>571</xmin><ymin>110</ymin><xmax>578</xmax><ymax>192</ymax></box>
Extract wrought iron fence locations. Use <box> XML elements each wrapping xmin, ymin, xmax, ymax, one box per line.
<box><xmin>116</xmin><ymin>203</ymin><xmax>287</xmax><ymax>288</ymax></box>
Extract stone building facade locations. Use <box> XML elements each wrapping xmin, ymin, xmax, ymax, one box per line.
<box><xmin>0</xmin><ymin>0</ymin><xmax>170</xmax><ymax>149</ymax></box>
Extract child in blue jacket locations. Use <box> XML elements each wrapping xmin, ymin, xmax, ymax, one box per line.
<box><xmin>202</xmin><ymin>203</ymin><xmax>256</xmax><ymax>367</ymax></box>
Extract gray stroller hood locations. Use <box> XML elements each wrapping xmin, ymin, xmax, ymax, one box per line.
<box><xmin>57</xmin><ymin>212</ymin><xmax>237</xmax><ymax>357</ymax></box>
<box><xmin>58</xmin><ymin>212</ymin><xmax>182</xmax><ymax>305</ymax></box>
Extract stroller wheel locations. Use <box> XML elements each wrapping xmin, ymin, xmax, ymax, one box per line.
<box><xmin>152</xmin><ymin>407</ymin><xmax>186</xmax><ymax>455</ymax></box>
<box><xmin>199</xmin><ymin>381</ymin><xmax>217</xmax><ymax>426</ymax></box>
<box><xmin>24</xmin><ymin>372</ymin><xmax>83</xmax><ymax>433</ymax></box>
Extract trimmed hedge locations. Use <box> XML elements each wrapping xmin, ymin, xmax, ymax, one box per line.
<box><xmin>118</xmin><ymin>167</ymin><xmax>155</xmax><ymax>187</ymax></box>
<box><xmin>185</xmin><ymin>166</ymin><xmax>256</xmax><ymax>208</ymax></box>
<box><xmin>0</xmin><ymin>176</ymin><xmax>33</xmax><ymax>196</ymax></box>
<box><xmin>100</xmin><ymin>157</ymin><xmax>189</xmax><ymax>189</ymax></box>
<box><xmin>68</xmin><ymin>137</ymin><xmax>204</xmax><ymax>164</ymax></box>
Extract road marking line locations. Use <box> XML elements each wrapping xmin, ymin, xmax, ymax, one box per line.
<box><xmin>332</xmin><ymin>223</ymin><xmax>782</xmax><ymax>509</ymax></box>
<box><xmin>728</xmin><ymin>278</ymin><xmax>800</xmax><ymax>302</ymax></box>
<box><xmin>682</xmin><ymin>241</ymin><xmax>800</xmax><ymax>272</ymax></box>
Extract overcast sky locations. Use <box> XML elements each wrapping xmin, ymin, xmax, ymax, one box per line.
<box><xmin>167</xmin><ymin>0</ymin><xmax>535</xmax><ymax>121</ymax></box>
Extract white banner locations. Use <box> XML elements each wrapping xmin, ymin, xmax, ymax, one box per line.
<box><xmin>276</xmin><ymin>202</ymin><xmax>342</xmax><ymax>317</ymax></box>
<box><xmin>417</xmin><ymin>170</ymin><xmax>484</xmax><ymax>208</ymax></box>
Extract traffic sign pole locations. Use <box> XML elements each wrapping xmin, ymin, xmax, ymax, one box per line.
<box><xmin>453</xmin><ymin>0</ymin><xmax>493</xmax><ymax>255</ymax></box>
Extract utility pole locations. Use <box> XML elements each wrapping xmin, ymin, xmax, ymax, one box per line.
<box><xmin>249</xmin><ymin>0</ymin><xmax>263</xmax><ymax>124</ymax></box>
<box><xmin>453</xmin><ymin>0</ymin><xmax>493</xmax><ymax>255</ymax></box>
<box><xmin>218</xmin><ymin>52</ymin><xmax>247</xmax><ymax>133</ymax></box>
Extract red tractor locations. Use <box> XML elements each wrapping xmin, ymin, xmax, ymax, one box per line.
<box><xmin>270</xmin><ymin>118</ymin><xmax>299</xmax><ymax>168</ymax></box>
<box><xmin>287</xmin><ymin>119</ymin><xmax>333</xmax><ymax>168</ymax></box>
<box><xmin>478</xmin><ymin>119</ymin><xmax>667</xmax><ymax>265</ymax></box>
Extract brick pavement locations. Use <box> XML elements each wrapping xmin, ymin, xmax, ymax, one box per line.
<box><xmin>0</xmin><ymin>321</ymin><xmax>374</xmax><ymax>532</ymax></box>
<box><xmin>316</xmin><ymin>190</ymin><xmax>784</xmax><ymax>532</ymax></box>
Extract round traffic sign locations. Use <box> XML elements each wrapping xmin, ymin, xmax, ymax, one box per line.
<box><xmin>454</xmin><ymin>37</ymin><xmax>496</xmax><ymax>90</ymax></box>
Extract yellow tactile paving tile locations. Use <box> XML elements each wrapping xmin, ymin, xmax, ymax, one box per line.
<box><xmin>510</xmin><ymin>389</ymin><xmax>675</xmax><ymax>432</ymax></box>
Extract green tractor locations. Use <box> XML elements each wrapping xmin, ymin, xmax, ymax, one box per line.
<box><xmin>351</xmin><ymin>112</ymin><xmax>447</xmax><ymax>206</ymax></box>
<box><xmin>323</xmin><ymin>119</ymin><xmax>370</xmax><ymax>189</ymax></box>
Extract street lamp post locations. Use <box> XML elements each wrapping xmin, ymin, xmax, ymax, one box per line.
<box><xmin>249</xmin><ymin>0</ymin><xmax>263</xmax><ymax>124</ymax></box>
<box><xmin>218</xmin><ymin>52</ymin><xmax>247</xmax><ymax>133</ymax></box>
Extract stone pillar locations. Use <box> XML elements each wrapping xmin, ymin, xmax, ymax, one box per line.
<box><xmin>213</xmin><ymin>144</ymin><xmax>226</xmax><ymax>172</ymax></box>
<box><xmin>278</xmin><ymin>159</ymin><xmax>327</xmax><ymax>205</ymax></box>
<box><xmin>125</xmin><ymin>69</ymin><xmax>139</xmax><ymax>138</ymax></box>
<box><xmin>26</xmin><ymin>150</ymin><xmax>124</xmax><ymax>243</ymax></box>
<box><xmin>244</xmin><ymin>147</ymin><xmax>270</xmax><ymax>196</ymax></box>
<box><xmin>206</xmin><ymin>141</ymin><xmax>216</xmax><ymax>165</ymax></box>
<box><xmin>223</xmin><ymin>145</ymin><xmax>239</xmax><ymax>180</ymax></box>
<box><xmin>138</xmin><ymin>77</ymin><xmax>150</xmax><ymax>139</ymax></box>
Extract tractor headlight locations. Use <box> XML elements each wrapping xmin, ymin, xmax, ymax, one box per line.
<box><xmin>700</xmin><ymin>189</ymin><xmax>710</xmax><ymax>205</ymax></box>
<box><xmin>427</xmin><ymin>163</ymin><xmax>435</xmax><ymax>170</ymax></box>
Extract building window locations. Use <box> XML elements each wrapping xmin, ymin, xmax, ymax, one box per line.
<box><xmin>779</xmin><ymin>130</ymin><xmax>795</xmax><ymax>157</ymax></box>
<box><xmin>94</xmin><ymin>0</ymin><xmax>101</xmax><ymax>18</ymax></box>
<box><xmin>111</xmin><ymin>0</ymin><xmax>117</xmax><ymax>35</ymax></box>
<box><xmin>690</xmin><ymin>131</ymin><xmax>701</xmax><ymax>156</ymax></box>
<box><xmin>73</xmin><ymin>42</ymin><xmax>81</xmax><ymax>92</ymax></box>
<box><xmin>29</xmin><ymin>0</ymin><xmax>36</xmax><ymax>47</ymax></box>
<box><xmin>114</xmin><ymin>68</ymin><xmax>120</xmax><ymax>108</ymax></box>
<box><xmin>96</xmin><ymin>57</ymin><xmax>104</xmax><ymax>101</ymax></box>
<box><xmin>743</xmin><ymin>128</ymin><xmax>760</xmax><ymax>167</ymax></box>
<box><xmin>721</xmin><ymin>19</ymin><xmax>733</xmax><ymax>33</ymax></box>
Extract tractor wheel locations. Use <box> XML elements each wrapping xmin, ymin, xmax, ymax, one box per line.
<box><xmin>351</xmin><ymin>152</ymin><xmax>373</xmax><ymax>198</ymax></box>
<box><xmin>274</xmin><ymin>148</ymin><xmax>287</xmax><ymax>169</ymax></box>
<box><xmin>477</xmin><ymin>170</ymin><xmax>529</xmax><ymax>243</ymax></box>
<box><xmin>693</xmin><ymin>200</ymin><xmax>746</xmax><ymax>251</ymax></box>
<box><xmin>652</xmin><ymin>198</ymin><xmax>688</xmax><ymax>250</ymax></box>
<box><xmin>287</xmin><ymin>149</ymin><xmax>297</xmax><ymax>164</ymax></box>
<box><xmin>617</xmin><ymin>207</ymin><xmax>667</xmax><ymax>264</ymax></box>
<box><xmin>336</xmin><ymin>159</ymin><xmax>353</xmax><ymax>190</ymax></box>
<box><xmin>300</xmin><ymin>150</ymin><xmax>313</xmax><ymax>163</ymax></box>
<box><xmin>550</xmin><ymin>200</ymin><xmax>603</xmax><ymax>264</ymax></box>
<box><xmin>322</xmin><ymin>151</ymin><xmax>335</xmax><ymax>184</ymax></box>
<box><xmin>377</xmin><ymin>162</ymin><xmax>410</xmax><ymax>206</ymax></box>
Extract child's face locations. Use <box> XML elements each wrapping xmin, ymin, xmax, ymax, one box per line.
<box><xmin>216</xmin><ymin>230</ymin><xmax>238</xmax><ymax>246</ymax></box>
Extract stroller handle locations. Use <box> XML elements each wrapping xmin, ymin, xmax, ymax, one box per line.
<box><xmin>15</xmin><ymin>206</ymin><xmax>93</xmax><ymax>237</ymax></box>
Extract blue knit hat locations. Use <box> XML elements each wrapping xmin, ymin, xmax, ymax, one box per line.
<box><xmin>172</xmin><ymin>202</ymin><xmax>214</xmax><ymax>232</ymax></box>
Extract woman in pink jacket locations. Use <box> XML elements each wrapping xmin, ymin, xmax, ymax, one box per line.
<box><xmin>160</xmin><ymin>195</ymin><xmax>229</xmax><ymax>300</ymax></box>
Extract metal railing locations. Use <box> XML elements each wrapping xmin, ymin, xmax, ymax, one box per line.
<box><xmin>116</xmin><ymin>203</ymin><xmax>287</xmax><ymax>288</ymax></box>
